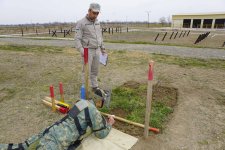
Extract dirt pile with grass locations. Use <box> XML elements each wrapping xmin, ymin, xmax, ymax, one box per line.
<box><xmin>101</xmin><ymin>81</ymin><xmax>178</xmax><ymax>137</ymax></box>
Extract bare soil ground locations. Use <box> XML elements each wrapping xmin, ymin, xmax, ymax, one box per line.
<box><xmin>0</xmin><ymin>46</ymin><xmax>225</xmax><ymax>150</ymax></box>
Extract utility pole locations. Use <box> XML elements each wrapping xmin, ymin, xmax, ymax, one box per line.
<box><xmin>126</xmin><ymin>16</ymin><xmax>128</xmax><ymax>32</ymax></box>
<box><xmin>146</xmin><ymin>11</ymin><xmax>151</xmax><ymax>28</ymax></box>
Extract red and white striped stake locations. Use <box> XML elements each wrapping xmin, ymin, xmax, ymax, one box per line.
<box><xmin>144</xmin><ymin>61</ymin><xmax>154</xmax><ymax>138</ymax></box>
<box><xmin>59</xmin><ymin>82</ymin><xmax>64</xmax><ymax>103</ymax></box>
<box><xmin>50</xmin><ymin>85</ymin><xmax>56</xmax><ymax>112</ymax></box>
<box><xmin>84</xmin><ymin>47</ymin><xmax>89</xmax><ymax>99</ymax></box>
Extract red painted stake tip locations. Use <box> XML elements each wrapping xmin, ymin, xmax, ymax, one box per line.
<box><xmin>50</xmin><ymin>85</ymin><xmax>54</xmax><ymax>98</ymax></box>
<box><xmin>59</xmin><ymin>107</ymin><xmax>69</xmax><ymax>114</ymax></box>
<box><xmin>59</xmin><ymin>82</ymin><xmax>64</xmax><ymax>95</ymax></box>
<box><xmin>84</xmin><ymin>48</ymin><xmax>88</xmax><ymax>64</ymax></box>
<box><xmin>149</xmin><ymin>127</ymin><xmax>160</xmax><ymax>133</ymax></box>
<box><xmin>148</xmin><ymin>61</ymin><xmax>154</xmax><ymax>81</ymax></box>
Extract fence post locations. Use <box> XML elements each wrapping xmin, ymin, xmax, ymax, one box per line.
<box><xmin>169</xmin><ymin>32</ymin><xmax>174</xmax><ymax>39</ymax></box>
<box><xmin>21</xmin><ymin>29</ymin><xmax>23</xmax><ymax>36</ymax></box>
<box><xmin>179</xmin><ymin>31</ymin><xmax>183</xmax><ymax>38</ymax></box>
<box><xmin>187</xmin><ymin>30</ymin><xmax>190</xmax><ymax>36</ymax></box>
<box><xmin>174</xmin><ymin>32</ymin><xmax>178</xmax><ymax>39</ymax></box>
<box><xmin>154</xmin><ymin>33</ymin><xmax>159</xmax><ymax>41</ymax></box>
<box><xmin>183</xmin><ymin>31</ymin><xmax>187</xmax><ymax>37</ymax></box>
<box><xmin>222</xmin><ymin>42</ymin><xmax>225</xmax><ymax>47</ymax></box>
<box><xmin>162</xmin><ymin>32</ymin><xmax>167</xmax><ymax>41</ymax></box>
<box><xmin>194</xmin><ymin>34</ymin><xmax>201</xmax><ymax>44</ymax></box>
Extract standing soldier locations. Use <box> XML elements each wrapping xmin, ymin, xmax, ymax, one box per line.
<box><xmin>75</xmin><ymin>3</ymin><xmax>106</xmax><ymax>92</ymax></box>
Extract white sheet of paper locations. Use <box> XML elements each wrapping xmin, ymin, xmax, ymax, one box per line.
<box><xmin>99</xmin><ymin>53</ymin><xmax>108</xmax><ymax>66</ymax></box>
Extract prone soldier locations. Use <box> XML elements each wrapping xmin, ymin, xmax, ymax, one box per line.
<box><xmin>0</xmin><ymin>89</ymin><xmax>115</xmax><ymax>150</ymax></box>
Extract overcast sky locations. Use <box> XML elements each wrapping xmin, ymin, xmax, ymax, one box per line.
<box><xmin>0</xmin><ymin>0</ymin><xmax>225</xmax><ymax>25</ymax></box>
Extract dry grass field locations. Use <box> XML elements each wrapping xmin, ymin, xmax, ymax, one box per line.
<box><xmin>1</xmin><ymin>24</ymin><xmax>224</xmax><ymax>49</ymax></box>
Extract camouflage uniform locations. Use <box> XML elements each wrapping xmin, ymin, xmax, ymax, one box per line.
<box><xmin>0</xmin><ymin>100</ymin><xmax>112</xmax><ymax>150</ymax></box>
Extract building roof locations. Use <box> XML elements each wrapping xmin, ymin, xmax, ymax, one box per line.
<box><xmin>173</xmin><ymin>12</ymin><xmax>225</xmax><ymax>16</ymax></box>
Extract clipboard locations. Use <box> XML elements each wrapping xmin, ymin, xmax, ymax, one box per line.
<box><xmin>99</xmin><ymin>52</ymin><xmax>108</xmax><ymax>66</ymax></box>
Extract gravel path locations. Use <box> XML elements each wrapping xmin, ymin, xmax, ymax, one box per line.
<box><xmin>0</xmin><ymin>37</ymin><xmax>225</xmax><ymax>60</ymax></box>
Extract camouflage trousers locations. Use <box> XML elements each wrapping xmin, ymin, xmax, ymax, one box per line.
<box><xmin>0</xmin><ymin>116</ymin><xmax>81</xmax><ymax>150</ymax></box>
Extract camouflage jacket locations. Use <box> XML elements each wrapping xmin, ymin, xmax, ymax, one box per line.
<box><xmin>0</xmin><ymin>100</ymin><xmax>112</xmax><ymax>150</ymax></box>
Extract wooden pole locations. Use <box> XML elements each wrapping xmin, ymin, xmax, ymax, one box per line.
<box><xmin>84</xmin><ymin>48</ymin><xmax>89</xmax><ymax>99</ymax></box>
<box><xmin>42</xmin><ymin>99</ymin><xmax>69</xmax><ymax>114</ymax></box>
<box><xmin>101</xmin><ymin>112</ymin><xmax>159</xmax><ymax>133</ymax></box>
<box><xmin>43</xmin><ymin>99</ymin><xmax>60</xmax><ymax>109</ymax></box>
<box><xmin>162</xmin><ymin>32</ymin><xmax>167</xmax><ymax>41</ymax></box>
<box><xmin>59</xmin><ymin>82</ymin><xmax>64</xmax><ymax>102</ymax></box>
<box><xmin>44</xmin><ymin>97</ymin><xmax>70</xmax><ymax>109</ymax></box>
<box><xmin>154</xmin><ymin>33</ymin><xmax>159</xmax><ymax>41</ymax></box>
<box><xmin>50</xmin><ymin>85</ymin><xmax>56</xmax><ymax>112</ymax></box>
<box><xmin>144</xmin><ymin>61</ymin><xmax>154</xmax><ymax>138</ymax></box>
<box><xmin>169</xmin><ymin>32</ymin><xmax>174</xmax><ymax>39</ymax></box>
<box><xmin>174</xmin><ymin>32</ymin><xmax>178</xmax><ymax>39</ymax></box>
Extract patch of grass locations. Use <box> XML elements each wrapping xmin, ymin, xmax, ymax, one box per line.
<box><xmin>0</xmin><ymin>44</ymin><xmax>63</xmax><ymax>53</ymax></box>
<box><xmin>0</xmin><ymin>88</ymin><xmax>16</xmax><ymax>102</ymax></box>
<box><xmin>100</xmin><ymin>84</ymin><xmax>174</xmax><ymax>129</ymax></box>
<box><xmin>198</xmin><ymin>140</ymin><xmax>209</xmax><ymax>145</ymax></box>
<box><xmin>150</xmin><ymin>102</ymin><xmax>173</xmax><ymax>128</ymax></box>
<box><xmin>151</xmin><ymin>53</ymin><xmax>225</xmax><ymax>70</ymax></box>
<box><xmin>109</xmin><ymin>50</ymin><xmax>225</xmax><ymax>70</ymax></box>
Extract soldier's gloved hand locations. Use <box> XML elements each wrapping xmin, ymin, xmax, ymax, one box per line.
<box><xmin>79</xmin><ymin>48</ymin><xmax>84</xmax><ymax>57</ymax></box>
<box><xmin>107</xmin><ymin>115</ymin><xmax>115</xmax><ymax>126</ymax></box>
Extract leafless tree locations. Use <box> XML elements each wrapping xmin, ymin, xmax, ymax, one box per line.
<box><xmin>167</xmin><ymin>16</ymin><xmax>171</xmax><ymax>25</ymax></box>
<box><xmin>159</xmin><ymin>17</ymin><xmax>167</xmax><ymax>26</ymax></box>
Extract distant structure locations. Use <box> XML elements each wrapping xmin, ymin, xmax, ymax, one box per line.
<box><xmin>172</xmin><ymin>12</ymin><xmax>225</xmax><ymax>29</ymax></box>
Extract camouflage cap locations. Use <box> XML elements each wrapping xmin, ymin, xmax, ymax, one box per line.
<box><xmin>89</xmin><ymin>3</ymin><xmax>101</xmax><ymax>12</ymax></box>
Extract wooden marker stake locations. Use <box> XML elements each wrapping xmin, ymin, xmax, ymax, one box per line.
<box><xmin>144</xmin><ymin>61</ymin><xmax>154</xmax><ymax>138</ymax></box>
<box><xmin>50</xmin><ymin>85</ymin><xmax>56</xmax><ymax>112</ymax></box>
<box><xmin>101</xmin><ymin>112</ymin><xmax>159</xmax><ymax>133</ymax></box>
<box><xmin>84</xmin><ymin>48</ymin><xmax>89</xmax><ymax>99</ymax></box>
<box><xmin>59</xmin><ymin>82</ymin><xmax>64</xmax><ymax>102</ymax></box>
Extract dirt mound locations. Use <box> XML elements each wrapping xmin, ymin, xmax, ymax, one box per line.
<box><xmin>110</xmin><ymin>81</ymin><xmax>178</xmax><ymax>137</ymax></box>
